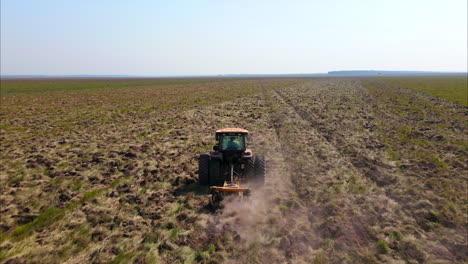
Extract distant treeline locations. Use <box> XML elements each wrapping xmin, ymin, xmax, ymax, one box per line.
<box><xmin>327</xmin><ymin>70</ymin><xmax>466</xmax><ymax>76</ymax></box>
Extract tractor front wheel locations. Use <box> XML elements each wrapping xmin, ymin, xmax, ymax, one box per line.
<box><xmin>209</xmin><ymin>190</ymin><xmax>223</xmax><ymax>209</ymax></box>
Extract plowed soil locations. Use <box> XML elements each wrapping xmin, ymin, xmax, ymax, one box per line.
<box><xmin>1</xmin><ymin>78</ymin><xmax>466</xmax><ymax>263</ymax></box>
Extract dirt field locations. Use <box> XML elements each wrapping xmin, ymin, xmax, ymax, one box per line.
<box><xmin>1</xmin><ymin>77</ymin><xmax>466</xmax><ymax>263</ymax></box>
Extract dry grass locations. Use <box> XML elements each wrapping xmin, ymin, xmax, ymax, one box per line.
<box><xmin>0</xmin><ymin>77</ymin><xmax>466</xmax><ymax>263</ymax></box>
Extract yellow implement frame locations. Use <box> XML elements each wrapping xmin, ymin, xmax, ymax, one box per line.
<box><xmin>210</xmin><ymin>181</ymin><xmax>250</xmax><ymax>194</ymax></box>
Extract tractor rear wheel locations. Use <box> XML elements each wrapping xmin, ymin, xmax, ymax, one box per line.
<box><xmin>254</xmin><ymin>155</ymin><xmax>266</xmax><ymax>186</ymax></box>
<box><xmin>209</xmin><ymin>158</ymin><xmax>224</xmax><ymax>186</ymax></box>
<box><xmin>245</xmin><ymin>157</ymin><xmax>255</xmax><ymax>180</ymax></box>
<box><xmin>198</xmin><ymin>155</ymin><xmax>210</xmax><ymax>185</ymax></box>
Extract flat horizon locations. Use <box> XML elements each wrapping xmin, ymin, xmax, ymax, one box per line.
<box><xmin>1</xmin><ymin>71</ymin><xmax>467</xmax><ymax>79</ymax></box>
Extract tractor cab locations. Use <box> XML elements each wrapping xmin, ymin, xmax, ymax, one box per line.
<box><xmin>214</xmin><ymin>128</ymin><xmax>249</xmax><ymax>152</ymax></box>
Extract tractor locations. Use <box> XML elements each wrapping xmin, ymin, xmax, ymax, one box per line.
<box><xmin>198</xmin><ymin>128</ymin><xmax>266</xmax><ymax>208</ymax></box>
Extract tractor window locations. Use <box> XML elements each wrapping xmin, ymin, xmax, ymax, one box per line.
<box><xmin>220</xmin><ymin>135</ymin><xmax>244</xmax><ymax>150</ymax></box>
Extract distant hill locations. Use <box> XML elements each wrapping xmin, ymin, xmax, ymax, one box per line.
<box><xmin>327</xmin><ymin>70</ymin><xmax>466</xmax><ymax>76</ymax></box>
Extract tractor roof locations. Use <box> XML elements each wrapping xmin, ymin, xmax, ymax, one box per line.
<box><xmin>216</xmin><ymin>128</ymin><xmax>249</xmax><ymax>134</ymax></box>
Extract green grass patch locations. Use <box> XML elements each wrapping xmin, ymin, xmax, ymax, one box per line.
<box><xmin>386</xmin><ymin>143</ymin><xmax>399</xmax><ymax>161</ymax></box>
<box><xmin>380</xmin><ymin>76</ymin><xmax>468</xmax><ymax>106</ymax></box>
<box><xmin>11</xmin><ymin>207</ymin><xmax>65</xmax><ymax>239</ymax></box>
<box><xmin>169</xmin><ymin>227</ymin><xmax>181</xmax><ymax>240</ymax></box>
<box><xmin>429</xmin><ymin>156</ymin><xmax>448</xmax><ymax>169</ymax></box>
<box><xmin>389</xmin><ymin>231</ymin><xmax>403</xmax><ymax>241</ymax></box>
<box><xmin>196</xmin><ymin>244</ymin><xmax>217</xmax><ymax>262</ymax></box>
<box><xmin>71</xmin><ymin>181</ymin><xmax>83</xmax><ymax>191</ymax></box>
<box><xmin>347</xmin><ymin>173</ymin><xmax>368</xmax><ymax>194</ymax></box>
<box><xmin>110</xmin><ymin>176</ymin><xmax>129</xmax><ymax>188</ymax></box>
<box><xmin>67</xmin><ymin>188</ymin><xmax>107</xmax><ymax>210</ymax></box>
<box><xmin>81</xmin><ymin>188</ymin><xmax>106</xmax><ymax>202</ymax></box>
<box><xmin>0</xmin><ymin>78</ymin><xmax>230</xmax><ymax>94</ymax></box>
<box><xmin>57</xmin><ymin>162</ymin><xmax>69</xmax><ymax>169</ymax></box>
<box><xmin>109</xmin><ymin>251</ymin><xmax>136</xmax><ymax>264</ymax></box>
<box><xmin>377</xmin><ymin>239</ymin><xmax>390</xmax><ymax>254</ymax></box>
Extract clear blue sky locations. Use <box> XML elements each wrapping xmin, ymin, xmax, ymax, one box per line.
<box><xmin>1</xmin><ymin>0</ymin><xmax>467</xmax><ymax>75</ymax></box>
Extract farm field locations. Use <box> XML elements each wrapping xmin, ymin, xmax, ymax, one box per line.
<box><xmin>0</xmin><ymin>76</ymin><xmax>467</xmax><ymax>263</ymax></box>
<box><xmin>378</xmin><ymin>76</ymin><xmax>468</xmax><ymax>106</ymax></box>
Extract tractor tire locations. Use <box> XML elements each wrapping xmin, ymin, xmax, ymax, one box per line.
<box><xmin>245</xmin><ymin>157</ymin><xmax>255</xmax><ymax>180</ymax></box>
<box><xmin>198</xmin><ymin>155</ymin><xmax>210</xmax><ymax>186</ymax></box>
<box><xmin>209</xmin><ymin>158</ymin><xmax>224</xmax><ymax>186</ymax></box>
<box><xmin>210</xmin><ymin>190</ymin><xmax>223</xmax><ymax>210</ymax></box>
<box><xmin>254</xmin><ymin>155</ymin><xmax>266</xmax><ymax>186</ymax></box>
